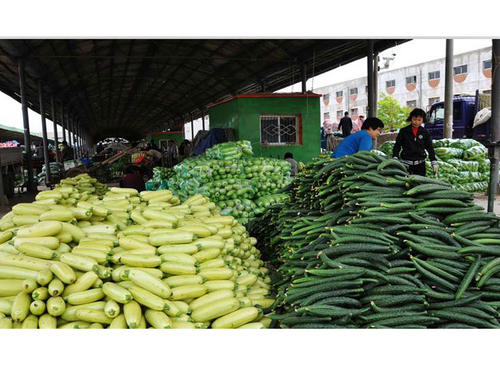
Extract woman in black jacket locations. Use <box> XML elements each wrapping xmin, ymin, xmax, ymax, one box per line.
<box><xmin>392</xmin><ymin>108</ymin><xmax>438</xmax><ymax>176</ymax></box>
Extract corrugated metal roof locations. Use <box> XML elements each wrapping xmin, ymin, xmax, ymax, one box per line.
<box><xmin>0</xmin><ymin>39</ymin><xmax>409</xmax><ymax>142</ymax></box>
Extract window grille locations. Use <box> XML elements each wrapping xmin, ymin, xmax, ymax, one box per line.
<box><xmin>260</xmin><ymin>115</ymin><xmax>299</xmax><ymax>145</ymax></box>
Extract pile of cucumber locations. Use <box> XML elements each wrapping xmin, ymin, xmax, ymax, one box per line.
<box><xmin>0</xmin><ymin>175</ymin><xmax>274</xmax><ymax>329</ymax></box>
<box><xmin>256</xmin><ymin>151</ymin><xmax>500</xmax><ymax>328</ymax></box>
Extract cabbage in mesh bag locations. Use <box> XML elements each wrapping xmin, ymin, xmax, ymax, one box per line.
<box><xmin>456</xmin><ymin>181</ymin><xmax>488</xmax><ymax>192</ymax></box>
<box><xmin>446</xmin><ymin>159</ymin><xmax>479</xmax><ymax>172</ymax></box>
<box><xmin>379</xmin><ymin>141</ymin><xmax>395</xmax><ymax>156</ymax></box>
<box><xmin>450</xmin><ymin>138</ymin><xmax>483</xmax><ymax>150</ymax></box>
<box><xmin>478</xmin><ymin>159</ymin><xmax>491</xmax><ymax>173</ymax></box>
<box><xmin>434</xmin><ymin>147</ymin><xmax>464</xmax><ymax>161</ymax></box>
<box><xmin>463</xmin><ymin>145</ymin><xmax>488</xmax><ymax>161</ymax></box>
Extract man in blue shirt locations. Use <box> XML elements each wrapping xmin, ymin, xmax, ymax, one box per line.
<box><xmin>331</xmin><ymin>117</ymin><xmax>385</xmax><ymax>158</ymax></box>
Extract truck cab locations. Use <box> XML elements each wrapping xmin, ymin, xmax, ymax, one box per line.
<box><xmin>425</xmin><ymin>95</ymin><xmax>477</xmax><ymax>139</ymax></box>
<box><xmin>425</xmin><ymin>91</ymin><xmax>491</xmax><ymax>143</ymax></box>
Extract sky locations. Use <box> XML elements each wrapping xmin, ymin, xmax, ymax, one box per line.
<box><xmin>277</xmin><ymin>38</ymin><xmax>492</xmax><ymax>93</ymax></box>
<box><xmin>0</xmin><ymin>38</ymin><xmax>493</xmax><ymax>141</ymax></box>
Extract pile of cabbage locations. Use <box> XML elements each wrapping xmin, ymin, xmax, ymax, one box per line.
<box><xmin>168</xmin><ymin>141</ymin><xmax>291</xmax><ymax>224</ymax></box>
<box><xmin>380</xmin><ymin>138</ymin><xmax>489</xmax><ymax>192</ymax></box>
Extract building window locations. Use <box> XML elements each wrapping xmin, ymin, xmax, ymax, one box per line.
<box><xmin>454</xmin><ymin>65</ymin><xmax>468</xmax><ymax>75</ymax></box>
<box><xmin>406</xmin><ymin>76</ymin><xmax>417</xmax><ymax>85</ymax></box>
<box><xmin>428</xmin><ymin>97</ymin><xmax>440</xmax><ymax>106</ymax></box>
<box><xmin>365</xmin><ymin>106</ymin><xmax>369</xmax><ymax>114</ymax></box>
<box><xmin>324</xmin><ymin>112</ymin><xmax>330</xmax><ymax>119</ymax></box>
<box><xmin>324</xmin><ymin>93</ymin><xmax>330</xmax><ymax>101</ymax></box>
<box><xmin>260</xmin><ymin>115</ymin><xmax>299</xmax><ymax>145</ymax></box>
<box><xmin>365</xmin><ymin>85</ymin><xmax>369</xmax><ymax>93</ymax></box>
<box><xmin>406</xmin><ymin>100</ymin><xmax>417</xmax><ymax>108</ymax></box>
<box><xmin>336</xmin><ymin>110</ymin><xmax>343</xmax><ymax>119</ymax></box>
<box><xmin>336</xmin><ymin>91</ymin><xmax>343</xmax><ymax>98</ymax></box>
<box><xmin>483</xmin><ymin>90</ymin><xmax>492</xmax><ymax>94</ymax></box>
<box><xmin>351</xmin><ymin>108</ymin><xmax>358</xmax><ymax>116</ymax></box>
<box><xmin>428</xmin><ymin>71</ymin><xmax>440</xmax><ymax>80</ymax></box>
<box><xmin>386</xmin><ymin>79</ymin><xmax>396</xmax><ymax>88</ymax></box>
<box><xmin>350</xmin><ymin>88</ymin><xmax>358</xmax><ymax>95</ymax></box>
<box><xmin>483</xmin><ymin>60</ymin><xmax>492</xmax><ymax>70</ymax></box>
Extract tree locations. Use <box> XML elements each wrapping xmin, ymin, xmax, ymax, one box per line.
<box><xmin>377</xmin><ymin>93</ymin><xmax>412</xmax><ymax>131</ymax></box>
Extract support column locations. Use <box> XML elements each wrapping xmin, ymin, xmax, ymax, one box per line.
<box><xmin>51</xmin><ymin>97</ymin><xmax>59</xmax><ymax>162</ymax></box>
<box><xmin>201</xmin><ymin>110</ymin><xmax>206</xmax><ymax>131</ymax></box>
<box><xmin>301</xmin><ymin>64</ymin><xmax>307</xmax><ymax>94</ymax></box>
<box><xmin>68</xmin><ymin>113</ymin><xmax>73</xmax><ymax>150</ymax></box>
<box><xmin>75</xmin><ymin>123</ymin><xmax>80</xmax><ymax>159</ymax></box>
<box><xmin>38</xmin><ymin>81</ymin><xmax>51</xmax><ymax>185</ymax></box>
<box><xmin>18</xmin><ymin>59</ymin><xmax>34</xmax><ymax>192</ymax></box>
<box><xmin>487</xmin><ymin>40</ymin><xmax>500</xmax><ymax>213</ymax></box>
<box><xmin>78</xmin><ymin>123</ymin><xmax>82</xmax><ymax>158</ymax></box>
<box><xmin>190</xmin><ymin>114</ymin><xmax>195</xmax><ymax>141</ymax></box>
<box><xmin>367</xmin><ymin>40</ymin><xmax>375</xmax><ymax>117</ymax></box>
<box><xmin>61</xmin><ymin>104</ymin><xmax>66</xmax><ymax>143</ymax></box>
<box><xmin>444</xmin><ymin>39</ymin><xmax>454</xmax><ymax>139</ymax></box>
<box><xmin>373</xmin><ymin>50</ymin><xmax>379</xmax><ymax>117</ymax></box>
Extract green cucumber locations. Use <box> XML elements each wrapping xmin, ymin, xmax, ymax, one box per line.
<box><xmin>455</xmin><ymin>256</ymin><xmax>481</xmax><ymax>300</ymax></box>
<box><xmin>369</xmin><ymin>315</ymin><xmax>439</xmax><ymax>327</ymax></box>
<box><xmin>405</xmin><ymin>240</ymin><xmax>460</xmax><ymax>260</ymax></box>
<box><xmin>411</xmin><ymin>257</ymin><xmax>456</xmax><ymax>291</ymax></box>
<box><xmin>429</xmin><ymin>309</ymin><xmax>498</xmax><ymax>328</ymax></box>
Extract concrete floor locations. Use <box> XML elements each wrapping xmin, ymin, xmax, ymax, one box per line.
<box><xmin>473</xmin><ymin>193</ymin><xmax>500</xmax><ymax>214</ymax></box>
<box><xmin>0</xmin><ymin>190</ymin><xmax>38</xmax><ymax>217</ymax></box>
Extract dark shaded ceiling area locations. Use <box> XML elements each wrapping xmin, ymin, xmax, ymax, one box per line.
<box><xmin>0</xmin><ymin>39</ymin><xmax>409</xmax><ymax>142</ymax></box>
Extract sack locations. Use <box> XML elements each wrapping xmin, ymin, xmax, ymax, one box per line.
<box><xmin>473</xmin><ymin>107</ymin><xmax>491</xmax><ymax>128</ymax></box>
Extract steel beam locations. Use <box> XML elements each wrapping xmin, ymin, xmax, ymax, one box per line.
<box><xmin>18</xmin><ymin>59</ymin><xmax>34</xmax><ymax>192</ymax></box>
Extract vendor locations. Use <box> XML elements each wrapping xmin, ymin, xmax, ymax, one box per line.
<box><xmin>392</xmin><ymin>108</ymin><xmax>437</xmax><ymax>177</ymax></box>
<box><xmin>284</xmin><ymin>152</ymin><xmax>298</xmax><ymax>177</ymax></box>
<box><xmin>120</xmin><ymin>164</ymin><xmax>145</xmax><ymax>192</ymax></box>
<box><xmin>331</xmin><ymin>117</ymin><xmax>385</xmax><ymax>158</ymax></box>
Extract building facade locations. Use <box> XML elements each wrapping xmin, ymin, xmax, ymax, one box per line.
<box><xmin>315</xmin><ymin>47</ymin><xmax>493</xmax><ymax>125</ymax></box>
<box><xmin>208</xmin><ymin>93</ymin><xmax>321</xmax><ymax>162</ymax></box>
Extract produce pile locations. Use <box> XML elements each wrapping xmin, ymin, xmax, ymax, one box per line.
<box><xmin>0</xmin><ymin>175</ymin><xmax>273</xmax><ymax>329</ymax></box>
<box><xmin>51</xmin><ymin>174</ymin><xmax>109</xmax><ymax>201</ymax></box>
<box><xmin>109</xmin><ymin>155</ymin><xmax>131</xmax><ymax>179</ymax></box>
<box><xmin>251</xmin><ymin>151</ymin><xmax>500</xmax><ymax>328</ymax></box>
<box><xmin>380</xmin><ymin>138</ymin><xmax>490</xmax><ymax>192</ymax></box>
<box><xmin>205</xmin><ymin>140</ymin><xmax>254</xmax><ymax>160</ymax></box>
<box><xmin>168</xmin><ymin>141</ymin><xmax>291</xmax><ymax>224</ymax></box>
<box><xmin>36</xmin><ymin>162</ymin><xmax>65</xmax><ymax>184</ymax></box>
<box><xmin>145</xmin><ymin>167</ymin><xmax>174</xmax><ymax>191</ymax></box>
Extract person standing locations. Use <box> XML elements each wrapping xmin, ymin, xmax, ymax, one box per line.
<box><xmin>331</xmin><ymin>117</ymin><xmax>385</xmax><ymax>158</ymax></box>
<box><xmin>338</xmin><ymin>111</ymin><xmax>353</xmax><ymax>138</ymax></box>
<box><xmin>120</xmin><ymin>165</ymin><xmax>145</xmax><ymax>192</ymax></box>
<box><xmin>284</xmin><ymin>152</ymin><xmax>298</xmax><ymax>176</ymax></box>
<box><xmin>392</xmin><ymin>108</ymin><xmax>437</xmax><ymax>176</ymax></box>
<box><xmin>323</xmin><ymin>120</ymin><xmax>335</xmax><ymax>152</ymax></box>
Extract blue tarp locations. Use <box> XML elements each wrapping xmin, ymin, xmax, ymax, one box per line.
<box><xmin>193</xmin><ymin>128</ymin><xmax>230</xmax><ymax>155</ymax></box>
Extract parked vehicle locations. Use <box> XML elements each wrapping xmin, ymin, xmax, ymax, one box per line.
<box><xmin>426</xmin><ymin>90</ymin><xmax>491</xmax><ymax>143</ymax></box>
